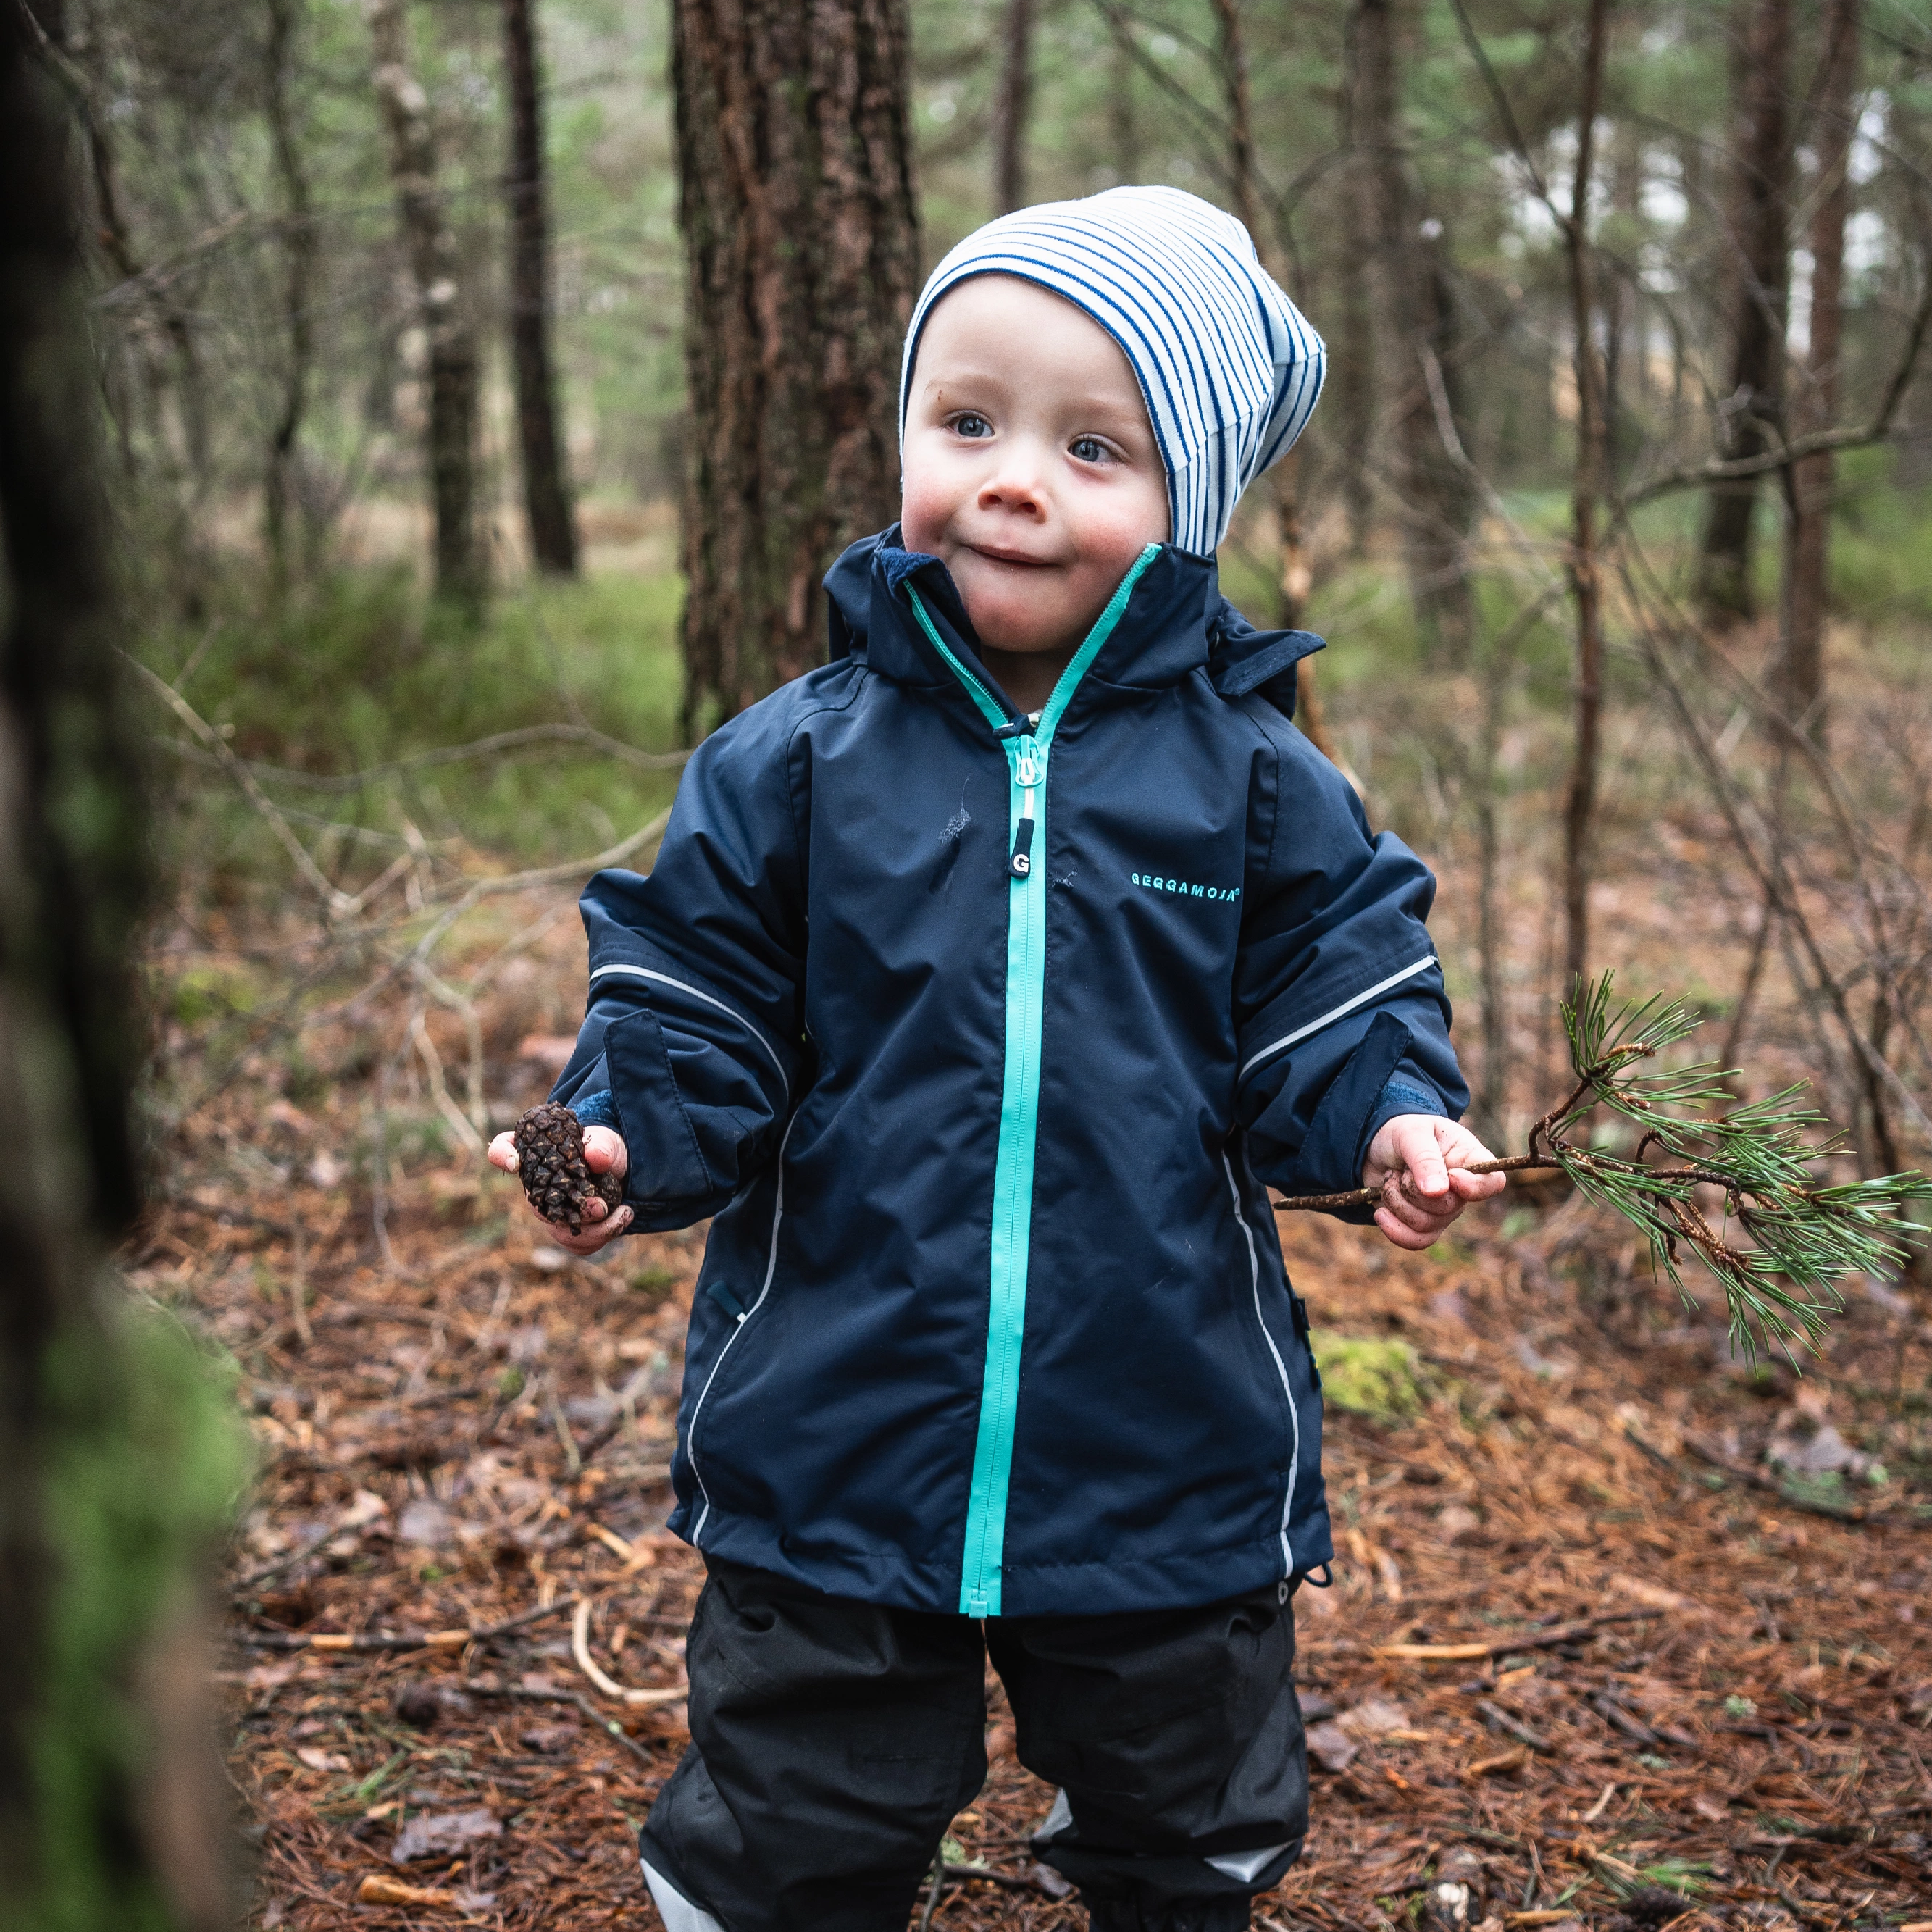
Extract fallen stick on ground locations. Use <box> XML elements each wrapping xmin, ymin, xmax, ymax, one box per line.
<box><xmin>1679</xmin><ymin>1429</ymin><xmax>1930</xmax><ymax>1529</ymax></box>
<box><xmin>1374</xmin><ymin>1609</ymin><xmax>1660</xmax><ymax>1660</ymax></box>
<box><xmin>230</xmin><ymin>1519</ymin><xmax>351</xmax><ymax>1597</ymax></box>
<box><xmin>230</xmin><ymin>1595</ymin><xmax>567</xmax><ymax>1652</ymax></box>
<box><xmin>570</xmin><ymin>1597</ymin><xmax>689</xmax><ymax>1705</ymax></box>
<box><xmin>356</xmin><ymin>1875</ymin><xmax>460</xmax><ymax>1908</ymax></box>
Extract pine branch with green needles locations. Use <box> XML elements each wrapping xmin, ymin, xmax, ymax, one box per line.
<box><xmin>1278</xmin><ymin>972</ymin><xmax>1926</xmax><ymax>1360</ymax></box>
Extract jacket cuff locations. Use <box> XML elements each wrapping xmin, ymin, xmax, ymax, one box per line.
<box><xmin>1283</xmin><ymin>1012</ymin><xmax>1415</xmax><ymax>1220</ymax></box>
<box><xmin>1361</xmin><ymin>1071</ymin><xmax>1447</xmax><ymax>1155</ymax></box>
<box><xmin>568</xmin><ymin>1087</ymin><xmax>619</xmax><ymax>1129</ymax></box>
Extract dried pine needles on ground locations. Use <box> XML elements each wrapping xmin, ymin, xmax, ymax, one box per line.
<box><xmin>141</xmin><ymin>933</ymin><xmax>1932</xmax><ymax>1932</ymax></box>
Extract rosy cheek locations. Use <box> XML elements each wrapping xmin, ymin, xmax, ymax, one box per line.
<box><xmin>898</xmin><ymin>467</ymin><xmax>955</xmax><ymax>553</ymax></box>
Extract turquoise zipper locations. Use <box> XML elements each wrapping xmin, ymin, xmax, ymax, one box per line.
<box><xmin>906</xmin><ymin>545</ymin><xmax>1161</xmax><ymax>1616</ymax></box>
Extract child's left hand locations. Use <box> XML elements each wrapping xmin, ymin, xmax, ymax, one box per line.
<box><xmin>1360</xmin><ymin>1115</ymin><xmax>1505</xmax><ymax>1251</ymax></box>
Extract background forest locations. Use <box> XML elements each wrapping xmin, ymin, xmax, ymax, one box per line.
<box><xmin>4</xmin><ymin>0</ymin><xmax>1932</xmax><ymax>1927</ymax></box>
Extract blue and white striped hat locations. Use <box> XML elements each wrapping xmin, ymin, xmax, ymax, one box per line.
<box><xmin>900</xmin><ymin>185</ymin><xmax>1326</xmax><ymax>559</ymax></box>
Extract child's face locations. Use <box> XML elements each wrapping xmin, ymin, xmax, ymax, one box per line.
<box><xmin>901</xmin><ymin>276</ymin><xmax>1170</xmax><ymax>666</ymax></box>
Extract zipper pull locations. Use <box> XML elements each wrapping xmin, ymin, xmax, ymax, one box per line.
<box><xmin>1015</xmin><ymin>750</ymin><xmax>1040</xmax><ymax>787</ymax></box>
<box><xmin>1008</xmin><ymin>816</ymin><xmax>1034</xmax><ymax>878</ymax></box>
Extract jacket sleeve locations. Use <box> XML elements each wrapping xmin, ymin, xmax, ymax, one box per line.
<box><xmin>1232</xmin><ymin>709</ymin><xmax>1468</xmax><ymax>1220</ymax></box>
<box><xmin>547</xmin><ymin>699</ymin><xmax>809</xmax><ymax>1232</ymax></box>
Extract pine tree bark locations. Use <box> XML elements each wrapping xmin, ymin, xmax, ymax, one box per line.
<box><xmin>992</xmin><ymin>0</ymin><xmax>1035</xmax><ymax>215</ymax></box>
<box><xmin>1352</xmin><ymin>0</ymin><xmax>1477</xmax><ymax>658</ymax></box>
<box><xmin>1781</xmin><ymin>0</ymin><xmax>1857</xmax><ymax>732</ymax></box>
<box><xmin>367</xmin><ymin>0</ymin><xmax>485</xmax><ymax>606</ymax></box>
<box><xmin>673</xmin><ymin>0</ymin><xmax>919</xmax><ymax>733</ymax></box>
<box><xmin>502</xmin><ymin>0</ymin><xmax>578</xmax><ymax>576</ymax></box>
<box><xmin>1696</xmin><ymin>0</ymin><xmax>1794</xmax><ymax>628</ymax></box>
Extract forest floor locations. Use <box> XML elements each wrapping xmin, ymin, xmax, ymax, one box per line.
<box><xmin>138</xmin><ymin>896</ymin><xmax>1932</xmax><ymax>1932</ymax></box>
<box><xmin>133</xmin><ymin>535</ymin><xmax>1932</xmax><ymax>1930</ymax></box>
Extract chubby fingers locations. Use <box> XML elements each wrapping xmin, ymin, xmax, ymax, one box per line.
<box><xmin>582</xmin><ymin>1126</ymin><xmax>628</xmax><ymax>1179</ymax></box>
<box><xmin>1373</xmin><ymin>1189</ymin><xmax>1457</xmax><ymax>1251</ymax></box>
<box><xmin>1389</xmin><ymin>1118</ymin><xmax>1453</xmax><ymax>1205</ymax></box>
<box><xmin>547</xmin><ymin>1205</ymin><xmax>635</xmax><ymax>1254</ymax></box>
<box><xmin>1448</xmin><ymin>1164</ymin><xmax>1508</xmax><ymax>1201</ymax></box>
<box><xmin>488</xmin><ymin>1131</ymin><xmax>519</xmax><ymax>1173</ymax></box>
<box><xmin>1376</xmin><ymin>1166</ymin><xmax>1455</xmax><ymax>1234</ymax></box>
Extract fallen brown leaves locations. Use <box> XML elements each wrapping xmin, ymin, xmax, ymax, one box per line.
<box><xmin>138</xmin><ymin>903</ymin><xmax>1932</xmax><ymax>1932</ymax></box>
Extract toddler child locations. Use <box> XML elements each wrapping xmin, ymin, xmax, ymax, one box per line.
<box><xmin>490</xmin><ymin>185</ymin><xmax>1502</xmax><ymax>1932</ymax></box>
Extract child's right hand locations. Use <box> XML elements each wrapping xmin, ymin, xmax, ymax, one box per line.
<box><xmin>487</xmin><ymin>1125</ymin><xmax>635</xmax><ymax>1255</ymax></box>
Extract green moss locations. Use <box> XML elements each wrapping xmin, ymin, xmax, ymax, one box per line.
<box><xmin>1311</xmin><ymin>1330</ymin><xmax>1426</xmax><ymax>1425</ymax></box>
<box><xmin>26</xmin><ymin>1297</ymin><xmax>251</xmax><ymax>1932</ymax></box>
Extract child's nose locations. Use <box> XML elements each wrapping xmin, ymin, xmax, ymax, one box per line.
<box><xmin>976</xmin><ymin>443</ymin><xmax>1050</xmax><ymax>518</ymax></box>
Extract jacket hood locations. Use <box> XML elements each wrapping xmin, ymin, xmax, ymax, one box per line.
<box><xmin>823</xmin><ymin>527</ymin><xmax>1325</xmax><ymax>719</ymax></box>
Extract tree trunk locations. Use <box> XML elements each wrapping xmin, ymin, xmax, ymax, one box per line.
<box><xmin>263</xmin><ymin>0</ymin><xmax>317</xmax><ymax>595</ymax></box>
<box><xmin>1696</xmin><ymin>0</ymin><xmax>1793</xmax><ymax>628</ymax></box>
<box><xmin>1334</xmin><ymin>6</ymin><xmax>1375</xmax><ymax>553</ymax></box>
<box><xmin>991</xmin><ymin>0</ymin><xmax>1035</xmax><ymax>215</ymax></box>
<box><xmin>1562</xmin><ymin>0</ymin><xmax>1612</xmax><ymax>989</ymax></box>
<box><xmin>1209</xmin><ymin>0</ymin><xmax>1312</xmax><ymax>637</ymax></box>
<box><xmin>367</xmin><ymin>0</ymin><xmax>485</xmax><ymax>607</ymax></box>
<box><xmin>502</xmin><ymin>0</ymin><xmax>579</xmax><ymax>576</ymax></box>
<box><xmin>1107</xmin><ymin>27</ymin><xmax>1137</xmax><ymax>183</ymax></box>
<box><xmin>673</xmin><ymin>0</ymin><xmax>919</xmax><ymax>735</ymax></box>
<box><xmin>1781</xmin><ymin>0</ymin><xmax>1857</xmax><ymax>733</ymax></box>
<box><xmin>1352</xmin><ymin>0</ymin><xmax>1477</xmax><ymax>658</ymax></box>
<box><xmin>0</xmin><ymin>12</ymin><xmax>231</xmax><ymax>1925</ymax></box>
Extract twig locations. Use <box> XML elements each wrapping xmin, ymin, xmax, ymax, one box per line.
<box><xmin>569</xmin><ymin>1597</ymin><xmax>688</xmax><ymax>1706</ymax></box>
<box><xmin>1278</xmin><ymin>1153</ymin><xmax>1550</xmax><ymax>1213</ymax></box>
<box><xmin>1375</xmin><ymin>1610</ymin><xmax>1660</xmax><ymax>1661</ymax></box>
<box><xmin>1476</xmin><ymin>1699</ymin><xmax>1551</xmax><ymax>1751</ymax></box>
<box><xmin>230</xmin><ymin>1520</ymin><xmax>349</xmax><ymax>1597</ymax></box>
<box><xmin>124</xmin><ymin>653</ymin><xmax>356</xmax><ymax>917</ymax></box>
<box><xmin>918</xmin><ymin>1852</ymin><xmax>945</xmax><ymax>1932</ymax></box>
<box><xmin>1281</xmin><ymin>972</ymin><xmax>1924</xmax><ymax>1358</ymax></box>
<box><xmin>214</xmin><ymin>721</ymin><xmax>687</xmax><ymax>793</ymax></box>
<box><xmin>1678</xmin><ymin>1431</ymin><xmax>1928</xmax><ymax>1529</ymax></box>
<box><xmin>230</xmin><ymin>1594</ymin><xmax>569</xmax><ymax>1652</ymax></box>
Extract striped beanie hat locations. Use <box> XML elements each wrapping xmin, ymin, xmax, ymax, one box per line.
<box><xmin>900</xmin><ymin>185</ymin><xmax>1326</xmax><ymax>559</ymax></box>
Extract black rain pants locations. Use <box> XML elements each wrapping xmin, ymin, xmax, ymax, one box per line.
<box><xmin>638</xmin><ymin>1556</ymin><xmax>1309</xmax><ymax>1932</ymax></box>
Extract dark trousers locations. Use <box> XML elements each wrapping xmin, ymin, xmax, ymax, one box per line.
<box><xmin>640</xmin><ymin>1557</ymin><xmax>1308</xmax><ymax>1932</ymax></box>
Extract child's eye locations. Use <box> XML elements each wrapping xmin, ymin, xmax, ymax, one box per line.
<box><xmin>950</xmin><ymin>412</ymin><xmax>992</xmax><ymax>439</ymax></box>
<box><xmin>1069</xmin><ymin>435</ymin><xmax>1111</xmax><ymax>464</ymax></box>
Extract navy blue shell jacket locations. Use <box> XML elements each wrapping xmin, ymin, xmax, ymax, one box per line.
<box><xmin>551</xmin><ymin>530</ymin><xmax>1466</xmax><ymax>1619</ymax></box>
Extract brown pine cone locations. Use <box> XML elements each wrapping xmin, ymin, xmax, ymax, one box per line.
<box><xmin>512</xmin><ymin>1101</ymin><xmax>622</xmax><ymax>1235</ymax></box>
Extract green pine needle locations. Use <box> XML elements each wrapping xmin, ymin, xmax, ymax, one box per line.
<box><xmin>1537</xmin><ymin>974</ymin><xmax>1925</xmax><ymax>1361</ymax></box>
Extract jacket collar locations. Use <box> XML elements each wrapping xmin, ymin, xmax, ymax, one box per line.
<box><xmin>823</xmin><ymin>525</ymin><xmax>1325</xmax><ymax>714</ymax></box>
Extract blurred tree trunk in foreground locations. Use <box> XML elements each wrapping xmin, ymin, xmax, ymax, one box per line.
<box><xmin>1781</xmin><ymin>0</ymin><xmax>1858</xmax><ymax>734</ymax></box>
<box><xmin>1352</xmin><ymin>0</ymin><xmax>1478</xmax><ymax>659</ymax></box>
<box><xmin>674</xmin><ymin>0</ymin><xmax>919</xmax><ymax>733</ymax></box>
<box><xmin>503</xmin><ymin>0</ymin><xmax>580</xmax><ymax>577</ymax></box>
<box><xmin>992</xmin><ymin>0</ymin><xmax>1035</xmax><ymax>215</ymax></box>
<box><xmin>368</xmin><ymin>0</ymin><xmax>485</xmax><ymax>607</ymax></box>
<box><xmin>0</xmin><ymin>11</ymin><xmax>239</xmax><ymax>1928</ymax></box>
<box><xmin>1696</xmin><ymin>0</ymin><xmax>1793</xmax><ymax>628</ymax></box>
